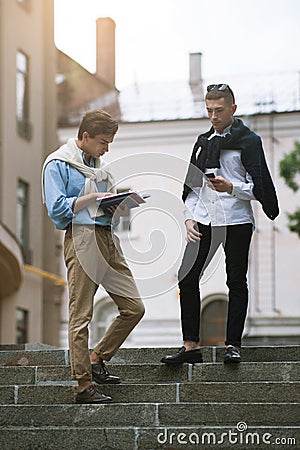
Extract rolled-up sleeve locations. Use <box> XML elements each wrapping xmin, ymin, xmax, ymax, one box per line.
<box><xmin>231</xmin><ymin>172</ymin><xmax>256</xmax><ymax>201</ymax></box>
<box><xmin>44</xmin><ymin>161</ymin><xmax>76</xmax><ymax>229</ymax></box>
<box><xmin>183</xmin><ymin>189</ymin><xmax>199</xmax><ymax>221</ymax></box>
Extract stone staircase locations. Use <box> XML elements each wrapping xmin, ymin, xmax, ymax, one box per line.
<box><xmin>0</xmin><ymin>344</ymin><xmax>299</xmax><ymax>449</ymax></box>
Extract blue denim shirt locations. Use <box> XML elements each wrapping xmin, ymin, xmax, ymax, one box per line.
<box><xmin>43</xmin><ymin>153</ymin><xmax>113</xmax><ymax>230</ymax></box>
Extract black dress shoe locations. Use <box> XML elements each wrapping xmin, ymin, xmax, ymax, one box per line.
<box><xmin>161</xmin><ymin>346</ymin><xmax>203</xmax><ymax>364</ymax></box>
<box><xmin>75</xmin><ymin>384</ymin><xmax>112</xmax><ymax>404</ymax></box>
<box><xmin>92</xmin><ymin>361</ymin><xmax>121</xmax><ymax>384</ymax></box>
<box><xmin>224</xmin><ymin>346</ymin><xmax>241</xmax><ymax>364</ymax></box>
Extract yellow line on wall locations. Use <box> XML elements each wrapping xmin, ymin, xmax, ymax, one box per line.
<box><xmin>24</xmin><ymin>264</ymin><xmax>67</xmax><ymax>286</ymax></box>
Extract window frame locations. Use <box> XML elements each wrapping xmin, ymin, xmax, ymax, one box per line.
<box><xmin>16</xmin><ymin>178</ymin><xmax>31</xmax><ymax>263</ymax></box>
<box><xmin>16</xmin><ymin>49</ymin><xmax>32</xmax><ymax>140</ymax></box>
<box><xmin>16</xmin><ymin>307</ymin><xmax>29</xmax><ymax>344</ymax></box>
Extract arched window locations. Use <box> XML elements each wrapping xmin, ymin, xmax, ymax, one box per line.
<box><xmin>200</xmin><ymin>295</ymin><xmax>228</xmax><ymax>346</ymax></box>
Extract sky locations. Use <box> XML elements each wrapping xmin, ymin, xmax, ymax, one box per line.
<box><xmin>54</xmin><ymin>0</ymin><xmax>300</xmax><ymax>90</ymax></box>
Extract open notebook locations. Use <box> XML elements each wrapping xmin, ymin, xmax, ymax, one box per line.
<box><xmin>97</xmin><ymin>191</ymin><xmax>151</xmax><ymax>212</ymax></box>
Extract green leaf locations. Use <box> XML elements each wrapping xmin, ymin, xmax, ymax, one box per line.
<box><xmin>279</xmin><ymin>141</ymin><xmax>300</xmax><ymax>192</ymax></box>
<box><xmin>287</xmin><ymin>209</ymin><xmax>300</xmax><ymax>238</ymax></box>
<box><xmin>279</xmin><ymin>141</ymin><xmax>300</xmax><ymax>238</ymax></box>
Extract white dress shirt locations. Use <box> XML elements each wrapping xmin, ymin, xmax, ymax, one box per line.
<box><xmin>184</xmin><ymin>128</ymin><xmax>256</xmax><ymax>227</ymax></box>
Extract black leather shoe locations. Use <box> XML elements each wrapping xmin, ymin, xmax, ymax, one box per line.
<box><xmin>224</xmin><ymin>346</ymin><xmax>241</xmax><ymax>364</ymax></box>
<box><xmin>161</xmin><ymin>346</ymin><xmax>203</xmax><ymax>364</ymax></box>
<box><xmin>92</xmin><ymin>361</ymin><xmax>121</xmax><ymax>384</ymax></box>
<box><xmin>75</xmin><ymin>384</ymin><xmax>112</xmax><ymax>404</ymax></box>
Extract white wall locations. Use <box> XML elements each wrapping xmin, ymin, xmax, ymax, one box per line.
<box><xmin>59</xmin><ymin>111</ymin><xmax>300</xmax><ymax>346</ymax></box>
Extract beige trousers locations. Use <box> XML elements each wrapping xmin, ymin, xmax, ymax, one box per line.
<box><xmin>64</xmin><ymin>225</ymin><xmax>145</xmax><ymax>382</ymax></box>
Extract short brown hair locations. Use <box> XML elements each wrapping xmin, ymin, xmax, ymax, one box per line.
<box><xmin>77</xmin><ymin>109</ymin><xmax>119</xmax><ymax>139</ymax></box>
<box><xmin>205</xmin><ymin>84</ymin><xmax>235</xmax><ymax>105</ymax></box>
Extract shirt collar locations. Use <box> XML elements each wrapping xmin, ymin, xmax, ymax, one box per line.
<box><xmin>75</xmin><ymin>142</ymin><xmax>95</xmax><ymax>167</ymax></box>
<box><xmin>212</xmin><ymin>124</ymin><xmax>232</xmax><ymax>137</ymax></box>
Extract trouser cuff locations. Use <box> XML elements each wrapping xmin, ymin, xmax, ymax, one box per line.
<box><xmin>183</xmin><ymin>336</ymin><xmax>200</xmax><ymax>343</ymax></box>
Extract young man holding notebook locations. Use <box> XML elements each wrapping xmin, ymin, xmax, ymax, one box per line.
<box><xmin>42</xmin><ymin>109</ymin><xmax>145</xmax><ymax>404</ymax></box>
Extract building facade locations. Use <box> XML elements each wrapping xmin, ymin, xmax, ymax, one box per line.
<box><xmin>56</xmin><ymin>40</ymin><xmax>300</xmax><ymax>347</ymax></box>
<box><xmin>58</xmin><ymin>109</ymin><xmax>300</xmax><ymax>348</ymax></box>
<box><xmin>0</xmin><ymin>0</ymin><xmax>61</xmax><ymax>345</ymax></box>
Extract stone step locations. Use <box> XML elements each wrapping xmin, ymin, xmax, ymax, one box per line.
<box><xmin>1</xmin><ymin>403</ymin><xmax>299</xmax><ymax>428</ymax></box>
<box><xmin>0</xmin><ymin>363</ymin><xmax>189</xmax><ymax>385</ymax></box>
<box><xmin>0</xmin><ymin>425</ymin><xmax>299</xmax><ymax>450</ymax></box>
<box><xmin>0</xmin><ymin>362</ymin><xmax>300</xmax><ymax>385</ymax></box>
<box><xmin>0</xmin><ymin>381</ymin><xmax>299</xmax><ymax>405</ymax></box>
<box><xmin>193</xmin><ymin>361</ymin><xmax>300</xmax><ymax>382</ymax></box>
<box><xmin>0</xmin><ymin>349</ymin><xmax>67</xmax><ymax>367</ymax></box>
<box><xmin>1</xmin><ymin>345</ymin><xmax>299</xmax><ymax>367</ymax></box>
<box><xmin>113</xmin><ymin>345</ymin><xmax>300</xmax><ymax>364</ymax></box>
<box><xmin>0</xmin><ymin>343</ymin><xmax>299</xmax><ymax>449</ymax></box>
<box><xmin>213</xmin><ymin>345</ymin><xmax>300</xmax><ymax>363</ymax></box>
<box><xmin>1</xmin><ymin>361</ymin><xmax>299</xmax><ymax>386</ymax></box>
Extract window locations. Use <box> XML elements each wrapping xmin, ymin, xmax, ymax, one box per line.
<box><xmin>116</xmin><ymin>188</ymin><xmax>131</xmax><ymax>233</ymax></box>
<box><xmin>200</xmin><ymin>298</ymin><xmax>228</xmax><ymax>345</ymax></box>
<box><xmin>16</xmin><ymin>179</ymin><xmax>31</xmax><ymax>263</ymax></box>
<box><xmin>16</xmin><ymin>50</ymin><xmax>31</xmax><ymax>139</ymax></box>
<box><xmin>16</xmin><ymin>308</ymin><xmax>28</xmax><ymax>344</ymax></box>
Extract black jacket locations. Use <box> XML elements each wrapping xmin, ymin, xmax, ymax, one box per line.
<box><xmin>182</xmin><ymin>118</ymin><xmax>279</xmax><ymax>220</ymax></box>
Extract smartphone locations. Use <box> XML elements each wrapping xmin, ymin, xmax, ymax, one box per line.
<box><xmin>206</xmin><ymin>173</ymin><xmax>215</xmax><ymax>179</ymax></box>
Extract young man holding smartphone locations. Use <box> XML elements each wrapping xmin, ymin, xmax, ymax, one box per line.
<box><xmin>161</xmin><ymin>84</ymin><xmax>279</xmax><ymax>365</ymax></box>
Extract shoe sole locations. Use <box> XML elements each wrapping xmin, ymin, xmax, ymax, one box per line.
<box><xmin>92</xmin><ymin>378</ymin><xmax>121</xmax><ymax>385</ymax></box>
<box><xmin>224</xmin><ymin>358</ymin><xmax>241</xmax><ymax>364</ymax></box>
<box><xmin>161</xmin><ymin>358</ymin><xmax>203</xmax><ymax>365</ymax></box>
<box><xmin>76</xmin><ymin>398</ymin><xmax>112</xmax><ymax>404</ymax></box>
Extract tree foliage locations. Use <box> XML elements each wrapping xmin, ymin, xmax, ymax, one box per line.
<box><xmin>279</xmin><ymin>141</ymin><xmax>300</xmax><ymax>237</ymax></box>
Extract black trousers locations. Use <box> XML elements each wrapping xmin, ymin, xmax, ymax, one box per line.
<box><xmin>178</xmin><ymin>223</ymin><xmax>253</xmax><ymax>348</ymax></box>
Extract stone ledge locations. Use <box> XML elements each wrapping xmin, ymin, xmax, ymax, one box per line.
<box><xmin>0</xmin><ymin>426</ymin><xmax>299</xmax><ymax>450</ymax></box>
